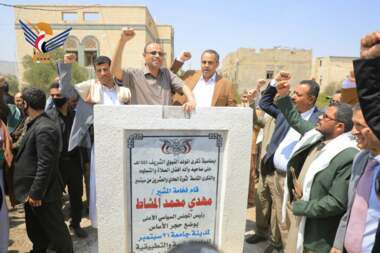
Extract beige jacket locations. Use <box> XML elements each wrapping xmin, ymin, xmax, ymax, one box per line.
<box><xmin>75</xmin><ymin>79</ymin><xmax>131</xmax><ymax>104</ymax></box>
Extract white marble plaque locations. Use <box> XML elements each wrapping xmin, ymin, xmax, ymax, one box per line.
<box><xmin>128</xmin><ymin>133</ymin><xmax>223</xmax><ymax>252</ymax></box>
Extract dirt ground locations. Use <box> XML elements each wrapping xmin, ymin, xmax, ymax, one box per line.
<box><xmin>7</xmin><ymin>196</ymin><xmax>97</xmax><ymax>253</ymax></box>
<box><xmin>7</xmin><ymin>196</ymin><xmax>271</xmax><ymax>253</ymax></box>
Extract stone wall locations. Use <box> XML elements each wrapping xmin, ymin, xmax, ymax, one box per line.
<box><xmin>221</xmin><ymin>47</ymin><xmax>312</xmax><ymax>94</ymax></box>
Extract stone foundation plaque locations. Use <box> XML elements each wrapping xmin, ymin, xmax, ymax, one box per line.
<box><xmin>128</xmin><ymin>133</ymin><xmax>223</xmax><ymax>252</ymax></box>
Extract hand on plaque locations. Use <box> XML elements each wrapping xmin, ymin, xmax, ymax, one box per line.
<box><xmin>183</xmin><ymin>99</ymin><xmax>196</xmax><ymax>113</ymax></box>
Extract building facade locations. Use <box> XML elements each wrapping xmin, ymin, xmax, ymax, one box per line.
<box><xmin>221</xmin><ymin>47</ymin><xmax>313</xmax><ymax>94</ymax></box>
<box><xmin>312</xmin><ymin>56</ymin><xmax>356</xmax><ymax>92</ymax></box>
<box><xmin>14</xmin><ymin>4</ymin><xmax>174</xmax><ymax>83</ymax></box>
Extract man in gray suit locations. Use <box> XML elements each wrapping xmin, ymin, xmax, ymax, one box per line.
<box><xmin>331</xmin><ymin>105</ymin><xmax>380</xmax><ymax>253</ymax></box>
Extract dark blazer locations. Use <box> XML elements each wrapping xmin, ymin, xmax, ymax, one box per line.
<box><xmin>45</xmin><ymin>108</ymin><xmax>64</xmax><ymax>153</ymax></box>
<box><xmin>354</xmin><ymin>57</ymin><xmax>380</xmax><ymax>140</ymax></box>
<box><xmin>354</xmin><ymin>58</ymin><xmax>380</xmax><ymax>253</ymax></box>
<box><xmin>0</xmin><ymin>185</ymin><xmax>2</xmax><ymax>210</ymax></box>
<box><xmin>13</xmin><ymin>113</ymin><xmax>63</xmax><ymax>204</ymax></box>
<box><xmin>258</xmin><ymin>84</ymin><xmax>320</xmax><ymax>175</ymax></box>
<box><xmin>333</xmin><ymin>150</ymin><xmax>373</xmax><ymax>252</ymax></box>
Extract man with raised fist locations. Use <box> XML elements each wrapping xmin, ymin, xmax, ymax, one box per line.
<box><xmin>111</xmin><ymin>27</ymin><xmax>196</xmax><ymax>112</ymax></box>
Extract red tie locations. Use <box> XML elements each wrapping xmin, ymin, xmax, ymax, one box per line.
<box><xmin>344</xmin><ymin>158</ymin><xmax>379</xmax><ymax>253</ymax></box>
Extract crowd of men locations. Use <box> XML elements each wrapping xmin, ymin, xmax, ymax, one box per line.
<box><xmin>0</xmin><ymin>27</ymin><xmax>379</xmax><ymax>253</ymax></box>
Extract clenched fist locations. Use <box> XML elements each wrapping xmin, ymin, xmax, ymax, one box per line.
<box><xmin>360</xmin><ymin>31</ymin><xmax>380</xmax><ymax>59</ymax></box>
<box><xmin>64</xmin><ymin>53</ymin><xmax>76</xmax><ymax>64</ymax></box>
<box><xmin>276</xmin><ymin>81</ymin><xmax>291</xmax><ymax>97</ymax></box>
<box><xmin>120</xmin><ymin>27</ymin><xmax>136</xmax><ymax>43</ymax></box>
<box><xmin>247</xmin><ymin>88</ymin><xmax>258</xmax><ymax>102</ymax></box>
<box><xmin>256</xmin><ymin>79</ymin><xmax>267</xmax><ymax>89</ymax></box>
<box><xmin>275</xmin><ymin>71</ymin><xmax>291</xmax><ymax>82</ymax></box>
<box><xmin>179</xmin><ymin>51</ymin><xmax>192</xmax><ymax>62</ymax></box>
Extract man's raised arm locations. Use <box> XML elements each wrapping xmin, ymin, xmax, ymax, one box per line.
<box><xmin>355</xmin><ymin>30</ymin><xmax>380</xmax><ymax>140</ymax></box>
<box><xmin>111</xmin><ymin>27</ymin><xmax>136</xmax><ymax>81</ymax></box>
<box><xmin>275</xmin><ymin>80</ymin><xmax>314</xmax><ymax>135</ymax></box>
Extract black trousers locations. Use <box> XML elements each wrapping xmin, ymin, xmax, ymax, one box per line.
<box><xmin>25</xmin><ymin>201</ymin><xmax>73</xmax><ymax>253</ymax></box>
<box><xmin>60</xmin><ymin>153</ymin><xmax>84</xmax><ymax>227</ymax></box>
<box><xmin>372</xmin><ymin>220</ymin><xmax>380</xmax><ymax>253</ymax></box>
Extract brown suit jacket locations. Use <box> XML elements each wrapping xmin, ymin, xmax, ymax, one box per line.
<box><xmin>341</xmin><ymin>87</ymin><xmax>358</xmax><ymax>105</ymax></box>
<box><xmin>170</xmin><ymin>59</ymin><xmax>236</xmax><ymax>106</ymax></box>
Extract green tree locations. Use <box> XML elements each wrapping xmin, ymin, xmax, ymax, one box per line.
<box><xmin>22</xmin><ymin>48</ymin><xmax>89</xmax><ymax>92</ymax></box>
<box><xmin>4</xmin><ymin>74</ymin><xmax>19</xmax><ymax>94</ymax></box>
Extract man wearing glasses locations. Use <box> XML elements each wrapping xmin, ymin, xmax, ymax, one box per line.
<box><xmin>274</xmin><ymin>80</ymin><xmax>358</xmax><ymax>253</ymax></box>
<box><xmin>247</xmin><ymin>72</ymin><xmax>321</xmax><ymax>253</ymax></box>
<box><xmin>331</xmin><ymin>31</ymin><xmax>380</xmax><ymax>253</ymax></box>
<box><xmin>111</xmin><ymin>28</ymin><xmax>196</xmax><ymax>112</ymax></box>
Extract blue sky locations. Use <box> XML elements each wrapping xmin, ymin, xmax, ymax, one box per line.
<box><xmin>1</xmin><ymin>0</ymin><xmax>379</xmax><ymax>68</ymax></box>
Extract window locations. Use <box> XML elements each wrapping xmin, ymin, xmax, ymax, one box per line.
<box><xmin>266</xmin><ymin>70</ymin><xmax>274</xmax><ymax>79</ymax></box>
<box><xmin>84</xmin><ymin>12</ymin><xmax>100</xmax><ymax>21</ymax></box>
<box><xmin>62</xmin><ymin>12</ymin><xmax>77</xmax><ymax>22</ymax></box>
<box><xmin>64</xmin><ymin>37</ymin><xmax>79</xmax><ymax>61</ymax></box>
<box><xmin>82</xmin><ymin>36</ymin><xmax>99</xmax><ymax>66</ymax></box>
<box><xmin>65</xmin><ymin>51</ymin><xmax>78</xmax><ymax>61</ymax></box>
<box><xmin>84</xmin><ymin>51</ymin><xmax>97</xmax><ymax>66</ymax></box>
<box><xmin>320</xmin><ymin>60</ymin><xmax>323</xmax><ymax>67</ymax></box>
<box><xmin>320</xmin><ymin>75</ymin><xmax>323</xmax><ymax>86</ymax></box>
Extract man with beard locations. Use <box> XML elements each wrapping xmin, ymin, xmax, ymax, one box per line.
<box><xmin>247</xmin><ymin>72</ymin><xmax>321</xmax><ymax>253</ymax></box>
<box><xmin>274</xmin><ymin>80</ymin><xmax>358</xmax><ymax>253</ymax></box>
<box><xmin>111</xmin><ymin>27</ymin><xmax>196</xmax><ymax>111</ymax></box>
<box><xmin>46</xmin><ymin>82</ymin><xmax>87</xmax><ymax>238</ymax></box>
<box><xmin>13</xmin><ymin>87</ymin><xmax>73</xmax><ymax>253</ymax></box>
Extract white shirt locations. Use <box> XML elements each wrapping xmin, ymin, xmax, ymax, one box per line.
<box><xmin>273</xmin><ymin>106</ymin><xmax>315</xmax><ymax>171</ymax></box>
<box><xmin>362</xmin><ymin>154</ymin><xmax>380</xmax><ymax>253</ymax></box>
<box><xmin>192</xmin><ymin>73</ymin><xmax>217</xmax><ymax>107</ymax></box>
<box><xmin>101</xmin><ymin>85</ymin><xmax>120</xmax><ymax>105</ymax></box>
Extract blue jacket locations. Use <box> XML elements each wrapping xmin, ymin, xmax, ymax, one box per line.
<box><xmin>258</xmin><ymin>84</ymin><xmax>320</xmax><ymax>174</ymax></box>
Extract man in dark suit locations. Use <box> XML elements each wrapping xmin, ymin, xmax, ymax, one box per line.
<box><xmin>331</xmin><ymin>105</ymin><xmax>380</xmax><ymax>253</ymax></box>
<box><xmin>246</xmin><ymin>72</ymin><xmax>320</xmax><ymax>253</ymax></box>
<box><xmin>13</xmin><ymin>87</ymin><xmax>73</xmax><ymax>253</ymax></box>
<box><xmin>354</xmin><ymin>30</ymin><xmax>380</xmax><ymax>253</ymax></box>
<box><xmin>46</xmin><ymin>82</ymin><xmax>87</xmax><ymax>238</ymax></box>
<box><xmin>331</xmin><ymin>31</ymin><xmax>380</xmax><ymax>253</ymax></box>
